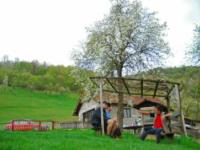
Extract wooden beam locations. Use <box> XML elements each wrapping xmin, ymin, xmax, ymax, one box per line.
<box><xmin>90</xmin><ymin>77</ymin><xmax>180</xmax><ymax>85</ymax></box>
<box><xmin>166</xmin><ymin>97</ymin><xmax>172</xmax><ymax>133</ymax></box>
<box><xmin>106</xmin><ymin>78</ymin><xmax>119</xmax><ymax>93</ymax></box>
<box><xmin>153</xmin><ymin>81</ymin><xmax>159</xmax><ymax>98</ymax></box>
<box><xmin>12</xmin><ymin>120</ymin><xmax>14</xmax><ymax>131</ymax></box>
<box><xmin>103</xmin><ymin>90</ymin><xmax>167</xmax><ymax>98</ymax></box>
<box><xmin>122</xmin><ymin>78</ymin><xmax>131</xmax><ymax>95</ymax></box>
<box><xmin>99</xmin><ymin>80</ymin><xmax>105</xmax><ymax>135</ymax></box>
<box><xmin>90</xmin><ymin>77</ymin><xmax>181</xmax><ymax>100</ymax></box>
<box><xmin>141</xmin><ymin>79</ymin><xmax>143</xmax><ymax>97</ymax></box>
<box><xmin>166</xmin><ymin>96</ymin><xmax>170</xmax><ymax>111</ymax></box>
<box><xmin>128</xmin><ymin>86</ymin><xmax>168</xmax><ymax>92</ymax></box>
<box><xmin>142</xmin><ymin>94</ymin><xmax>166</xmax><ymax>98</ymax></box>
<box><xmin>166</xmin><ymin>85</ymin><xmax>175</xmax><ymax>98</ymax></box>
<box><xmin>90</xmin><ymin>78</ymin><xmax>100</xmax><ymax>88</ymax></box>
<box><xmin>175</xmin><ymin>84</ymin><xmax>187</xmax><ymax>136</ymax></box>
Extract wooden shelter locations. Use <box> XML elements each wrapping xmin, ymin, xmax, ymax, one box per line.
<box><xmin>90</xmin><ymin>77</ymin><xmax>187</xmax><ymax>136</ymax></box>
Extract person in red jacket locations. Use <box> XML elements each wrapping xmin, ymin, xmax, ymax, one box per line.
<box><xmin>140</xmin><ymin>106</ymin><xmax>171</xmax><ymax>143</ymax></box>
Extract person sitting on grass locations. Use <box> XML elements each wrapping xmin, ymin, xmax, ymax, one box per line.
<box><xmin>91</xmin><ymin>101</ymin><xmax>121</xmax><ymax>138</ymax></box>
<box><xmin>139</xmin><ymin>106</ymin><xmax>171</xmax><ymax>144</ymax></box>
<box><xmin>105</xmin><ymin>102</ymin><xmax>121</xmax><ymax>138</ymax></box>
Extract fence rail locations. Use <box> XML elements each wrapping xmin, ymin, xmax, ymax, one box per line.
<box><xmin>1</xmin><ymin>120</ymin><xmax>200</xmax><ymax>138</ymax></box>
<box><xmin>0</xmin><ymin>120</ymin><xmax>92</xmax><ymax>131</ymax></box>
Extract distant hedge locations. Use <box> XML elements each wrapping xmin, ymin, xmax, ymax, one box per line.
<box><xmin>0</xmin><ymin>60</ymin><xmax>94</xmax><ymax>94</ymax></box>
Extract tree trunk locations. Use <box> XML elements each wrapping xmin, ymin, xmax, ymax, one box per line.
<box><xmin>196</xmin><ymin>87</ymin><xmax>200</xmax><ymax>120</ymax></box>
<box><xmin>117</xmin><ymin>91</ymin><xmax>124</xmax><ymax>130</ymax></box>
<box><xmin>117</xmin><ymin>67</ymin><xmax>124</xmax><ymax>130</ymax></box>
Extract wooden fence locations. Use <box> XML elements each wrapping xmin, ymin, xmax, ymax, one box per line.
<box><xmin>57</xmin><ymin>121</ymin><xmax>91</xmax><ymax>129</ymax></box>
<box><xmin>1</xmin><ymin>120</ymin><xmax>92</xmax><ymax>131</ymax></box>
<box><xmin>1</xmin><ymin>120</ymin><xmax>200</xmax><ymax>138</ymax></box>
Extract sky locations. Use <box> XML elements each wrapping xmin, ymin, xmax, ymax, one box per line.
<box><xmin>0</xmin><ymin>0</ymin><xmax>199</xmax><ymax>67</ymax></box>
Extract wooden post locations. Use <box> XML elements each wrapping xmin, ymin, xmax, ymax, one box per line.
<box><xmin>166</xmin><ymin>97</ymin><xmax>170</xmax><ymax>111</ymax></box>
<box><xmin>39</xmin><ymin>121</ymin><xmax>41</xmax><ymax>131</ymax></box>
<box><xmin>12</xmin><ymin>120</ymin><xmax>14</xmax><ymax>131</ymax></box>
<box><xmin>166</xmin><ymin>97</ymin><xmax>172</xmax><ymax>132</ymax></box>
<box><xmin>141</xmin><ymin>79</ymin><xmax>143</xmax><ymax>98</ymax></box>
<box><xmin>52</xmin><ymin>121</ymin><xmax>55</xmax><ymax>130</ymax></box>
<box><xmin>100</xmin><ymin>80</ymin><xmax>105</xmax><ymax>135</ymax></box>
<box><xmin>142</xmin><ymin>113</ymin><xmax>144</xmax><ymax>126</ymax></box>
<box><xmin>153</xmin><ymin>81</ymin><xmax>159</xmax><ymax>98</ymax></box>
<box><xmin>175</xmin><ymin>84</ymin><xmax>187</xmax><ymax>136</ymax></box>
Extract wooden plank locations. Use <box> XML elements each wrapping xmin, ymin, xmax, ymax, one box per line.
<box><xmin>90</xmin><ymin>77</ymin><xmax>180</xmax><ymax>85</ymax></box>
<box><xmin>122</xmin><ymin>78</ymin><xmax>131</xmax><ymax>95</ymax></box>
<box><xmin>166</xmin><ymin>97</ymin><xmax>172</xmax><ymax>133</ymax></box>
<box><xmin>175</xmin><ymin>84</ymin><xmax>187</xmax><ymax>136</ymax></box>
<box><xmin>141</xmin><ymin>79</ymin><xmax>143</xmax><ymax>97</ymax></box>
<box><xmin>103</xmin><ymin>90</ymin><xmax>167</xmax><ymax>98</ymax></box>
<box><xmin>106</xmin><ymin>78</ymin><xmax>119</xmax><ymax>93</ymax></box>
<box><xmin>128</xmin><ymin>86</ymin><xmax>168</xmax><ymax>92</ymax></box>
<box><xmin>52</xmin><ymin>121</ymin><xmax>55</xmax><ymax>130</ymax></box>
<box><xmin>12</xmin><ymin>120</ymin><xmax>14</xmax><ymax>131</ymax></box>
<box><xmin>153</xmin><ymin>81</ymin><xmax>159</xmax><ymax>98</ymax></box>
<box><xmin>100</xmin><ymin>80</ymin><xmax>105</xmax><ymax>135</ymax></box>
<box><xmin>39</xmin><ymin>121</ymin><xmax>41</xmax><ymax>131</ymax></box>
<box><xmin>90</xmin><ymin>78</ymin><xmax>100</xmax><ymax>88</ymax></box>
<box><xmin>166</xmin><ymin>85</ymin><xmax>175</xmax><ymax>98</ymax></box>
<box><xmin>90</xmin><ymin>77</ymin><xmax>181</xmax><ymax>103</ymax></box>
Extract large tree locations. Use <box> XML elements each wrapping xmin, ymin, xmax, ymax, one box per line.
<box><xmin>188</xmin><ymin>25</ymin><xmax>200</xmax><ymax>65</ymax></box>
<box><xmin>73</xmin><ymin>0</ymin><xmax>170</xmax><ymax>129</ymax></box>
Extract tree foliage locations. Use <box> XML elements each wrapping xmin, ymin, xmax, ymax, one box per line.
<box><xmin>188</xmin><ymin>25</ymin><xmax>200</xmax><ymax>65</ymax></box>
<box><xmin>74</xmin><ymin>0</ymin><xmax>169</xmax><ymax>75</ymax></box>
<box><xmin>139</xmin><ymin>66</ymin><xmax>200</xmax><ymax>120</ymax></box>
<box><xmin>73</xmin><ymin>0</ymin><xmax>170</xmax><ymax>128</ymax></box>
<box><xmin>0</xmin><ymin>58</ymin><xmax>93</xmax><ymax>94</ymax></box>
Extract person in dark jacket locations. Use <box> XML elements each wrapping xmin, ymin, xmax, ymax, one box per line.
<box><xmin>91</xmin><ymin>101</ymin><xmax>109</xmax><ymax>133</ymax></box>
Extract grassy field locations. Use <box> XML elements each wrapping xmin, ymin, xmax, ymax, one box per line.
<box><xmin>0</xmin><ymin>129</ymin><xmax>199</xmax><ymax>150</ymax></box>
<box><xmin>0</xmin><ymin>87</ymin><xmax>79</xmax><ymax>123</ymax></box>
<box><xmin>0</xmin><ymin>87</ymin><xmax>199</xmax><ymax>149</ymax></box>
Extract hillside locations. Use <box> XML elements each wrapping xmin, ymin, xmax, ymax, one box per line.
<box><xmin>0</xmin><ymin>87</ymin><xmax>79</xmax><ymax>123</ymax></box>
<box><xmin>0</xmin><ymin>64</ymin><xmax>199</xmax><ymax>122</ymax></box>
<box><xmin>0</xmin><ymin>60</ymin><xmax>94</xmax><ymax>94</ymax></box>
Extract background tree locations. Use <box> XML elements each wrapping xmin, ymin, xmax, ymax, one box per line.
<box><xmin>2</xmin><ymin>55</ymin><xmax>9</xmax><ymax>63</ymax></box>
<box><xmin>0</xmin><ymin>56</ymin><xmax>93</xmax><ymax>94</ymax></box>
<box><xmin>73</xmin><ymin>0</ymin><xmax>170</xmax><ymax>129</ymax></box>
<box><xmin>187</xmin><ymin>25</ymin><xmax>200</xmax><ymax>65</ymax></box>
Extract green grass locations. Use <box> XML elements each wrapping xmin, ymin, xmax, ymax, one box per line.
<box><xmin>0</xmin><ymin>129</ymin><xmax>199</xmax><ymax>150</ymax></box>
<box><xmin>0</xmin><ymin>87</ymin><xmax>199</xmax><ymax>149</ymax></box>
<box><xmin>0</xmin><ymin>87</ymin><xmax>79</xmax><ymax>123</ymax></box>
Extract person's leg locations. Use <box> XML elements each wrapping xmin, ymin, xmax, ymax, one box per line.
<box><xmin>110</xmin><ymin>120</ymin><xmax>118</xmax><ymax>136</ymax></box>
<box><xmin>144</xmin><ymin>126</ymin><xmax>152</xmax><ymax>131</ymax></box>
<box><xmin>92</xmin><ymin>123</ymin><xmax>98</xmax><ymax>130</ymax></box>
<box><xmin>141</xmin><ymin>127</ymin><xmax>156</xmax><ymax>141</ymax></box>
<box><xmin>155</xmin><ymin>128</ymin><xmax>163</xmax><ymax>143</ymax></box>
<box><xmin>107</xmin><ymin>118</ymin><xmax>117</xmax><ymax>136</ymax></box>
<box><xmin>107</xmin><ymin>119</ymin><xmax>113</xmax><ymax>135</ymax></box>
<box><xmin>104</xmin><ymin>121</ymin><xmax>108</xmax><ymax>134</ymax></box>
